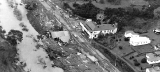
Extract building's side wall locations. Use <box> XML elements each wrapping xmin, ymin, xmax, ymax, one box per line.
<box><xmin>101</xmin><ymin>30</ymin><xmax>109</xmax><ymax>34</ymax></box>
<box><xmin>91</xmin><ymin>31</ymin><xmax>101</xmax><ymax>38</ymax></box>
<box><xmin>112</xmin><ymin>28</ymin><xmax>117</xmax><ymax>34</ymax></box>
<box><xmin>101</xmin><ymin>28</ymin><xmax>117</xmax><ymax>34</ymax></box>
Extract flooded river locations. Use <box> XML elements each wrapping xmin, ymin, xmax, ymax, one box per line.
<box><xmin>0</xmin><ymin>0</ymin><xmax>64</xmax><ymax>72</ymax></box>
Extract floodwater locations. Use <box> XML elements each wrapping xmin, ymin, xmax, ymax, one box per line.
<box><xmin>0</xmin><ymin>0</ymin><xmax>64</xmax><ymax>72</ymax></box>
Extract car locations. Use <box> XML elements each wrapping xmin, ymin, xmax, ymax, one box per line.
<box><xmin>153</xmin><ymin>28</ymin><xmax>160</xmax><ymax>35</ymax></box>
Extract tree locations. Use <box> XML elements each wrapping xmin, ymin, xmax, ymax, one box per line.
<box><xmin>53</xmin><ymin>25</ymin><xmax>63</xmax><ymax>31</ymax></box>
<box><xmin>73</xmin><ymin>2</ymin><xmax>80</xmax><ymax>8</ymax></box>
<box><xmin>133</xmin><ymin>59</ymin><xmax>140</xmax><ymax>66</ymax></box>
<box><xmin>134</xmin><ymin>62</ymin><xmax>140</xmax><ymax>66</ymax></box>
<box><xmin>6</xmin><ymin>30</ymin><xmax>23</xmax><ymax>46</ymax></box>
<box><xmin>25</xmin><ymin>2</ymin><xmax>37</xmax><ymax>10</ymax></box>
<box><xmin>141</xmin><ymin>58</ymin><xmax>147</xmax><ymax>63</ymax></box>
<box><xmin>72</xmin><ymin>2</ymin><xmax>100</xmax><ymax>20</ymax></box>
<box><xmin>129</xmin><ymin>56</ymin><xmax>134</xmax><ymax>60</ymax></box>
<box><xmin>119</xmin><ymin>46</ymin><xmax>123</xmax><ymax>50</ymax></box>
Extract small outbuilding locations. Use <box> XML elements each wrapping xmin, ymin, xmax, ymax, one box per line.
<box><xmin>51</xmin><ymin>31</ymin><xmax>70</xmax><ymax>43</ymax></box>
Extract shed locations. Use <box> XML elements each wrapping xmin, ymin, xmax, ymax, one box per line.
<box><xmin>51</xmin><ymin>31</ymin><xmax>70</xmax><ymax>43</ymax></box>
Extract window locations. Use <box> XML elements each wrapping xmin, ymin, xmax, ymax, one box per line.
<box><xmin>94</xmin><ymin>35</ymin><xmax>98</xmax><ymax>38</ymax></box>
<box><xmin>124</xmin><ymin>37</ymin><xmax>130</xmax><ymax>41</ymax></box>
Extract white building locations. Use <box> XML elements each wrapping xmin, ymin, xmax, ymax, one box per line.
<box><xmin>124</xmin><ymin>31</ymin><xmax>151</xmax><ymax>46</ymax></box>
<box><xmin>80</xmin><ymin>19</ymin><xmax>117</xmax><ymax>39</ymax></box>
<box><xmin>146</xmin><ymin>51</ymin><xmax>160</xmax><ymax>64</ymax></box>
<box><xmin>51</xmin><ymin>31</ymin><xmax>70</xmax><ymax>43</ymax></box>
<box><xmin>153</xmin><ymin>28</ymin><xmax>160</xmax><ymax>35</ymax></box>
<box><xmin>146</xmin><ymin>66</ymin><xmax>160</xmax><ymax>72</ymax></box>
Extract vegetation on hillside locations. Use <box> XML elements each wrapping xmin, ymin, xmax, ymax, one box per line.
<box><xmin>0</xmin><ymin>27</ymin><xmax>24</xmax><ymax>72</ymax></box>
<box><xmin>64</xmin><ymin>2</ymin><xmax>158</xmax><ymax>32</ymax></box>
<box><xmin>92</xmin><ymin>43</ymin><xmax>135</xmax><ymax>72</ymax></box>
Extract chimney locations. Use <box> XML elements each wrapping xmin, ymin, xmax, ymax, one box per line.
<box><xmin>86</xmin><ymin>19</ymin><xmax>92</xmax><ymax>22</ymax></box>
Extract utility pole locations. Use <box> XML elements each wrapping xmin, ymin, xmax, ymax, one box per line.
<box><xmin>115</xmin><ymin>56</ymin><xmax>117</xmax><ymax>66</ymax></box>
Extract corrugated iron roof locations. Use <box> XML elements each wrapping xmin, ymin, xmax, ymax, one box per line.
<box><xmin>51</xmin><ymin>31</ymin><xmax>70</xmax><ymax>43</ymax></box>
<box><xmin>94</xmin><ymin>24</ymin><xmax>117</xmax><ymax>31</ymax></box>
<box><xmin>84</xmin><ymin>21</ymin><xmax>117</xmax><ymax>31</ymax></box>
<box><xmin>85</xmin><ymin>21</ymin><xmax>96</xmax><ymax>30</ymax></box>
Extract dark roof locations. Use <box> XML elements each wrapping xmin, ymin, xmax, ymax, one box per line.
<box><xmin>94</xmin><ymin>24</ymin><xmax>117</xmax><ymax>31</ymax></box>
<box><xmin>85</xmin><ymin>21</ymin><xmax>96</xmax><ymax>31</ymax></box>
<box><xmin>83</xmin><ymin>20</ymin><xmax>117</xmax><ymax>31</ymax></box>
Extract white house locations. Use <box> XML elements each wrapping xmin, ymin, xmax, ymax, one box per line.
<box><xmin>146</xmin><ymin>66</ymin><xmax>160</xmax><ymax>72</ymax></box>
<box><xmin>124</xmin><ymin>31</ymin><xmax>151</xmax><ymax>46</ymax></box>
<box><xmin>80</xmin><ymin>19</ymin><xmax>117</xmax><ymax>39</ymax></box>
<box><xmin>146</xmin><ymin>51</ymin><xmax>160</xmax><ymax>64</ymax></box>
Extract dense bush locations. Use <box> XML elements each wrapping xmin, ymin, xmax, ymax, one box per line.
<box><xmin>25</xmin><ymin>2</ymin><xmax>37</xmax><ymax>10</ymax></box>
<box><xmin>141</xmin><ymin>58</ymin><xmax>147</xmax><ymax>63</ymax></box>
<box><xmin>67</xmin><ymin>2</ymin><xmax>158</xmax><ymax>32</ymax></box>
<box><xmin>72</xmin><ymin>2</ymin><xmax>100</xmax><ymax>21</ymax></box>
<box><xmin>6</xmin><ymin>30</ymin><xmax>23</xmax><ymax>46</ymax></box>
<box><xmin>53</xmin><ymin>25</ymin><xmax>63</xmax><ymax>31</ymax></box>
<box><xmin>0</xmin><ymin>27</ymin><xmax>23</xmax><ymax>72</ymax></box>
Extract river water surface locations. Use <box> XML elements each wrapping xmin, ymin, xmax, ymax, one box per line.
<box><xmin>0</xmin><ymin>0</ymin><xmax>64</xmax><ymax>72</ymax></box>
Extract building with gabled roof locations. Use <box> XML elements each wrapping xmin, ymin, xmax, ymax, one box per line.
<box><xmin>80</xmin><ymin>19</ymin><xmax>117</xmax><ymax>39</ymax></box>
<box><xmin>146</xmin><ymin>66</ymin><xmax>160</xmax><ymax>72</ymax></box>
<box><xmin>146</xmin><ymin>51</ymin><xmax>160</xmax><ymax>64</ymax></box>
<box><xmin>124</xmin><ymin>30</ymin><xmax>151</xmax><ymax>46</ymax></box>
